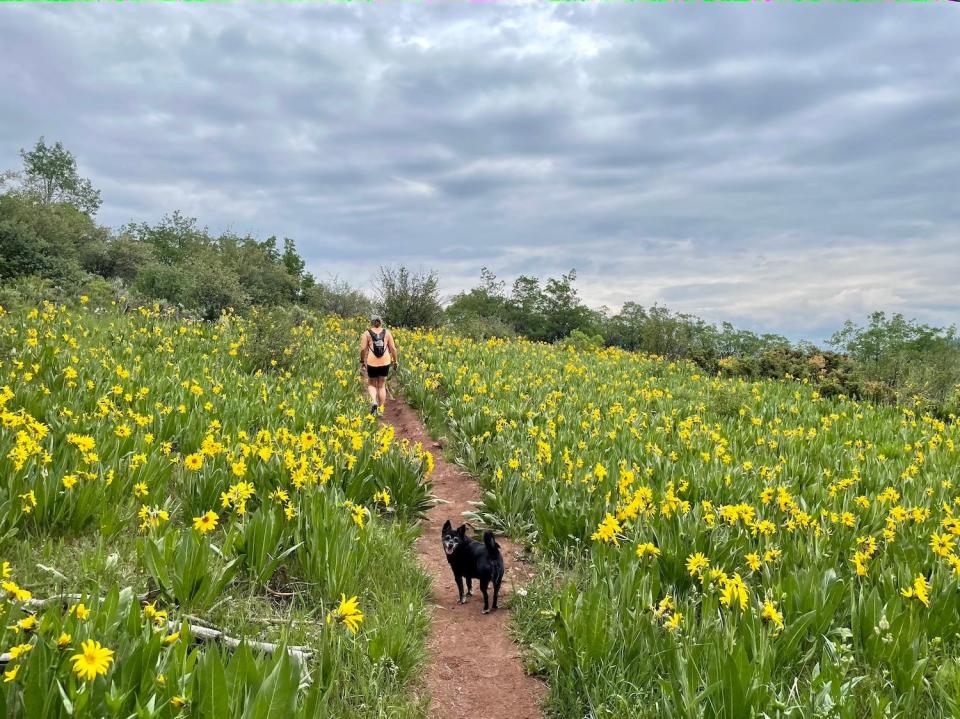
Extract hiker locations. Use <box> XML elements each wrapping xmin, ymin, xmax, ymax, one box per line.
<box><xmin>359</xmin><ymin>314</ymin><xmax>397</xmax><ymax>415</ymax></box>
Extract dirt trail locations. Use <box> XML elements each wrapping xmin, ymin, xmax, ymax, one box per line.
<box><xmin>383</xmin><ymin>396</ymin><xmax>545</xmax><ymax>719</ymax></box>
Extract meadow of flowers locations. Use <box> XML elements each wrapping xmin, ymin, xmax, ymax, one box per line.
<box><xmin>0</xmin><ymin>300</ymin><xmax>434</xmax><ymax>718</ymax></box>
<box><xmin>401</xmin><ymin>331</ymin><xmax>960</xmax><ymax>718</ymax></box>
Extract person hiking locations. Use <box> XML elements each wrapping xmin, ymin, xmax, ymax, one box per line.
<box><xmin>359</xmin><ymin>314</ymin><xmax>397</xmax><ymax>415</ymax></box>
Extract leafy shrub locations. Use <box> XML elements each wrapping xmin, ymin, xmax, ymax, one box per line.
<box><xmin>558</xmin><ymin>329</ymin><xmax>604</xmax><ymax>352</ymax></box>
<box><xmin>137</xmin><ymin>527</ymin><xmax>240</xmax><ymax>612</ymax></box>
<box><xmin>240</xmin><ymin>307</ymin><xmax>301</xmax><ymax>373</ymax></box>
<box><xmin>375</xmin><ymin>265</ymin><xmax>443</xmax><ymax>329</ymax></box>
<box><xmin>224</xmin><ymin>506</ymin><xmax>300</xmax><ymax>585</ymax></box>
<box><xmin>721</xmin><ymin>347</ymin><xmax>860</xmax><ymax>397</ymax></box>
<box><xmin>306</xmin><ymin>278</ymin><xmax>372</xmax><ymax>319</ymax></box>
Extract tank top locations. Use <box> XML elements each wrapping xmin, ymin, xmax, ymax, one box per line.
<box><xmin>364</xmin><ymin>329</ymin><xmax>391</xmax><ymax>367</ymax></box>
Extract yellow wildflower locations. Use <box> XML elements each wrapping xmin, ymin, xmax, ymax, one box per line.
<box><xmin>70</xmin><ymin>639</ymin><xmax>114</xmax><ymax>681</ymax></box>
<box><xmin>326</xmin><ymin>594</ymin><xmax>364</xmax><ymax>635</ymax></box>
<box><xmin>761</xmin><ymin>600</ymin><xmax>784</xmax><ymax>631</ymax></box>
<box><xmin>635</xmin><ymin>542</ymin><xmax>661</xmax><ymax>559</ymax></box>
<box><xmin>685</xmin><ymin>552</ymin><xmax>710</xmax><ymax>578</ymax></box>
<box><xmin>901</xmin><ymin>575</ymin><xmax>930</xmax><ymax>608</ymax></box>
<box><xmin>192</xmin><ymin>511</ymin><xmax>219</xmax><ymax>534</ymax></box>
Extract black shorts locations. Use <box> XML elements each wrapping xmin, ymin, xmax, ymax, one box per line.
<box><xmin>367</xmin><ymin>364</ymin><xmax>390</xmax><ymax>379</ymax></box>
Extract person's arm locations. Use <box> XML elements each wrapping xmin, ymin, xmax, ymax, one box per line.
<box><xmin>387</xmin><ymin>332</ymin><xmax>398</xmax><ymax>366</ymax></box>
<box><xmin>359</xmin><ymin>333</ymin><xmax>369</xmax><ymax>369</ymax></box>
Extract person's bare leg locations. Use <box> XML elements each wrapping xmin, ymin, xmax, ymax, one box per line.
<box><xmin>366</xmin><ymin>377</ymin><xmax>378</xmax><ymax>408</ymax></box>
<box><xmin>376</xmin><ymin>377</ymin><xmax>387</xmax><ymax>409</ymax></box>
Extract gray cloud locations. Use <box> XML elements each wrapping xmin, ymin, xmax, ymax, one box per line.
<box><xmin>1</xmin><ymin>2</ymin><xmax>958</xmax><ymax>341</ymax></box>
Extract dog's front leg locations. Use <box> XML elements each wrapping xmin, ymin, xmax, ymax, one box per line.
<box><xmin>466</xmin><ymin>577</ymin><xmax>473</xmax><ymax>596</ymax></box>
<box><xmin>454</xmin><ymin>573</ymin><xmax>466</xmax><ymax>604</ymax></box>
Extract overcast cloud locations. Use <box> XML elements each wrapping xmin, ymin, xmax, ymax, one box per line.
<box><xmin>1</xmin><ymin>2</ymin><xmax>958</xmax><ymax>341</ymax></box>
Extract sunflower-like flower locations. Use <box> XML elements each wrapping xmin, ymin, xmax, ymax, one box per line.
<box><xmin>71</xmin><ymin>639</ymin><xmax>115</xmax><ymax>681</ymax></box>
<box><xmin>326</xmin><ymin>594</ymin><xmax>364</xmax><ymax>635</ymax></box>
<box><xmin>192</xmin><ymin>511</ymin><xmax>218</xmax><ymax>534</ymax></box>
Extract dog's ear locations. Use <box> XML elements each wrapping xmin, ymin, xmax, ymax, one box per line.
<box><xmin>456</xmin><ymin>524</ymin><xmax>466</xmax><ymax>537</ymax></box>
<box><xmin>442</xmin><ymin>520</ymin><xmax>451</xmax><ymax>532</ymax></box>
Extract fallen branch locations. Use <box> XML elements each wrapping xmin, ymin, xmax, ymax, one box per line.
<box><xmin>264</xmin><ymin>585</ymin><xmax>296</xmax><ymax>598</ymax></box>
<box><xmin>1</xmin><ymin>621</ymin><xmax>312</xmax><ymax>667</ymax></box>
<box><xmin>24</xmin><ymin>592</ymin><xmax>151</xmax><ymax>613</ymax></box>
<box><xmin>35</xmin><ymin>564</ymin><xmax>68</xmax><ymax>583</ymax></box>
<box><xmin>243</xmin><ymin>617</ymin><xmax>323</xmax><ymax>627</ymax></box>
<box><xmin>1</xmin><ymin>592</ymin><xmax>313</xmax><ymax>667</ymax></box>
<box><xmin>183</xmin><ymin>613</ymin><xmax>220</xmax><ymax>630</ymax></box>
<box><xmin>168</xmin><ymin>621</ymin><xmax>313</xmax><ymax>662</ymax></box>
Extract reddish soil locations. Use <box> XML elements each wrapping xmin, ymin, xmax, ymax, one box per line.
<box><xmin>383</xmin><ymin>396</ymin><xmax>546</xmax><ymax>719</ymax></box>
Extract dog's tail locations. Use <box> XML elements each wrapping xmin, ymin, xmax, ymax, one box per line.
<box><xmin>483</xmin><ymin>530</ymin><xmax>501</xmax><ymax>557</ymax></box>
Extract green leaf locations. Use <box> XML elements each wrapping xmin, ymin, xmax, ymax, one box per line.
<box><xmin>194</xmin><ymin>648</ymin><xmax>229</xmax><ymax>719</ymax></box>
<box><xmin>244</xmin><ymin>653</ymin><xmax>297</xmax><ymax>719</ymax></box>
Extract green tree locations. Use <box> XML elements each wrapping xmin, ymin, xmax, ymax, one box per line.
<box><xmin>133</xmin><ymin>263</ymin><xmax>192</xmax><ymax>307</ymax></box>
<box><xmin>539</xmin><ymin>270</ymin><xmax>599</xmax><ymax>342</ymax></box>
<box><xmin>281</xmin><ymin>237</ymin><xmax>315</xmax><ymax>299</ymax></box>
<box><xmin>507</xmin><ymin>275</ymin><xmax>543</xmax><ymax>338</ymax></box>
<box><xmin>124</xmin><ymin>211</ymin><xmax>208</xmax><ymax>266</ymax></box>
<box><xmin>0</xmin><ymin>218</ymin><xmax>47</xmax><ymax>280</ymax></box>
<box><xmin>282</xmin><ymin>238</ymin><xmax>305</xmax><ymax>278</ymax></box>
<box><xmin>306</xmin><ymin>278</ymin><xmax>372</xmax><ymax>319</ymax></box>
<box><xmin>829</xmin><ymin>312</ymin><xmax>960</xmax><ymax>408</ymax></box>
<box><xmin>375</xmin><ymin>265</ymin><xmax>443</xmax><ymax>328</ymax></box>
<box><xmin>16</xmin><ymin>137</ymin><xmax>102</xmax><ymax>215</ymax></box>
<box><xmin>603</xmin><ymin>302</ymin><xmax>790</xmax><ymax>370</ymax></box>
<box><xmin>0</xmin><ymin>192</ymin><xmax>105</xmax><ymax>284</ymax></box>
<box><xmin>218</xmin><ymin>233</ymin><xmax>299</xmax><ymax>306</ymax></box>
<box><xmin>445</xmin><ymin>267</ymin><xmax>513</xmax><ymax>335</ymax></box>
<box><xmin>79</xmin><ymin>234</ymin><xmax>157</xmax><ymax>283</ymax></box>
<box><xmin>186</xmin><ymin>248</ymin><xmax>249</xmax><ymax>320</ymax></box>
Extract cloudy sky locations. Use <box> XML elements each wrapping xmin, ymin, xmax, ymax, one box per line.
<box><xmin>1</xmin><ymin>2</ymin><xmax>958</xmax><ymax>341</ymax></box>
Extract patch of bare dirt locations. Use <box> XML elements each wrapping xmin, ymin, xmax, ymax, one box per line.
<box><xmin>383</xmin><ymin>396</ymin><xmax>545</xmax><ymax>719</ymax></box>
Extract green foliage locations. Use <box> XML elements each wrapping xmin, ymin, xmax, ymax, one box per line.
<box><xmin>830</xmin><ymin>311</ymin><xmax>960</xmax><ymax>413</ymax></box>
<box><xmin>446</xmin><ymin>310</ymin><xmax>516</xmax><ymax>340</ymax></box>
<box><xmin>720</xmin><ymin>347</ymin><xmax>860</xmax><ymax>397</ymax></box>
<box><xmin>558</xmin><ymin>328</ymin><xmax>604</xmax><ymax>351</ymax></box>
<box><xmin>16</xmin><ymin>136</ymin><xmax>102</xmax><ymax>215</ymax></box>
<box><xmin>0</xmin><ymin>303</ymin><xmax>434</xmax><ymax>718</ymax></box>
<box><xmin>185</xmin><ymin>249</ymin><xmax>250</xmax><ymax>320</ymax></box>
<box><xmin>445</xmin><ymin>267</ymin><xmax>514</xmax><ymax>338</ymax></box>
<box><xmin>122</xmin><ymin>211</ymin><xmax>209</xmax><ymax>267</ymax></box>
<box><xmin>224</xmin><ymin>506</ymin><xmax>300</xmax><ymax>585</ymax></box>
<box><xmin>240</xmin><ymin>306</ymin><xmax>301</xmax><ymax>373</ymax></box>
<box><xmin>375</xmin><ymin>265</ymin><xmax>443</xmax><ymax>328</ymax></box>
<box><xmin>138</xmin><ymin>526</ymin><xmax>241</xmax><ymax>611</ymax></box>
<box><xmin>603</xmin><ymin>302</ymin><xmax>791</xmax><ymax>368</ymax></box>
<box><xmin>0</xmin><ymin>276</ymin><xmax>61</xmax><ymax>313</ymax></box>
<box><xmin>305</xmin><ymin>277</ymin><xmax>372</xmax><ymax>319</ymax></box>
<box><xmin>0</xmin><ymin>217</ymin><xmax>46</xmax><ymax>280</ymax></box>
<box><xmin>83</xmin><ymin>235</ymin><xmax>157</xmax><ymax>283</ymax></box>
<box><xmin>0</xmin><ymin>585</ymin><xmax>316</xmax><ymax>719</ymax></box>
<box><xmin>507</xmin><ymin>271</ymin><xmax>603</xmax><ymax>342</ymax></box>
<box><xmin>446</xmin><ymin>267</ymin><xmax>601</xmax><ymax>342</ymax></box>
<box><xmin>220</xmin><ymin>234</ymin><xmax>300</xmax><ymax>307</ymax></box>
<box><xmin>2</xmin><ymin>139</ymin><xmax>316</xmax><ymax>319</ymax></box>
<box><xmin>0</xmin><ymin>193</ymin><xmax>107</xmax><ymax>286</ymax></box>
<box><xmin>402</xmin><ymin>326</ymin><xmax>960</xmax><ymax>719</ymax></box>
<box><xmin>133</xmin><ymin>262</ymin><xmax>192</xmax><ymax>308</ymax></box>
<box><xmin>539</xmin><ymin>270</ymin><xmax>600</xmax><ymax>342</ymax></box>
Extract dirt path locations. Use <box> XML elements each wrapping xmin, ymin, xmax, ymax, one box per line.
<box><xmin>383</xmin><ymin>396</ymin><xmax>545</xmax><ymax>719</ymax></box>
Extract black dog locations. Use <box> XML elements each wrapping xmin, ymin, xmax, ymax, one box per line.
<box><xmin>441</xmin><ymin>520</ymin><xmax>504</xmax><ymax>613</ymax></box>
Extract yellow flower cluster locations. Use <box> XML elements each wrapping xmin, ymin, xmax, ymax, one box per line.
<box><xmin>400</xmin><ymin>324</ymin><xmax>960</xmax><ymax>680</ymax></box>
